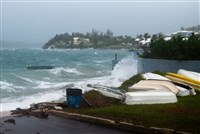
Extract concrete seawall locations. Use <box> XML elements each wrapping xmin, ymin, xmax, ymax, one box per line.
<box><xmin>137</xmin><ymin>58</ymin><xmax>200</xmax><ymax>73</ymax></box>
<box><xmin>50</xmin><ymin>110</ymin><xmax>192</xmax><ymax>134</ymax></box>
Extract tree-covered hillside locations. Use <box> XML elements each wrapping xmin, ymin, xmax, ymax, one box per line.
<box><xmin>42</xmin><ymin>29</ymin><xmax>136</xmax><ymax>49</ymax></box>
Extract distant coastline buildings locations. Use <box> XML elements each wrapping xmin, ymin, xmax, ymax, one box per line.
<box><xmin>43</xmin><ymin>28</ymin><xmax>200</xmax><ymax>49</ymax></box>
<box><xmin>71</xmin><ymin>37</ymin><xmax>90</xmax><ymax>46</ymax></box>
<box><xmin>134</xmin><ymin>30</ymin><xmax>200</xmax><ymax>49</ymax></box>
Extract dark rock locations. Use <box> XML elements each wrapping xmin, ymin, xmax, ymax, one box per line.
<box><xmin>35</xmin><ymin>111</ymin><xmax>49</xmax><ymax>118</ymax></box>
<box><xmin>4</xmin><ymin>119</ymin><xmax>15</xmax><ymax>125</ymax></box>
<box><xmin>0</xmin><ymin>123</ymin><xmax>4</xmax><ymax>127</ymax></box>
<box><xmin>10</xmin><ymin>102</ymin><xmax>67</xmax><ymax>119</ymax></box>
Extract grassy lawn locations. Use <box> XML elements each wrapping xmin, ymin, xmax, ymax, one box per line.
<box><xmin>64</xmin><ymin>74</ymin><xmax>200</xmax><ymax>133</ymax></box>
<box><xmin>64</xmin><ymin>90</ymin><xmax>200</xmax><ymax>133</ymax></box>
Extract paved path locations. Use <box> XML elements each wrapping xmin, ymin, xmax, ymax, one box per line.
<box><xmin>0</xmin><ymin>115</ymin><xmax>133</xmax><ymax>134</ymax></box>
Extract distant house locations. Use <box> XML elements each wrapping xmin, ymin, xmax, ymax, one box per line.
<box><xmin>135</xmin><ymin>30</ymin><xmax>199</xmax><ymax>49</ymax></box>
<box><xmin>73</xmin><ymin>37</ymin><xmax>80</xmax><ymax>45</ymax></box>
<box><xmin>135</xmin><ymin>38</ymin><xmax>140</xmax><ymax>42</ymax></box>
<box><xmin>164</xmin><ymin>37</ymin><xmax>172</xmax><ymax>41</ymax></box>
<box><xmin>164</xmin><ymin>30</ymin><xmax>199</xmax><ymax>41</ymax></box>
<box><xmin>139</xmin><ymin>38</ymin><xmax>151</xmax><ymax>47</ymax></box>
<box><xmin>172</xmin><ymin>31</ymin><xmax>194</xmax><ymax>38</ymax></box>
<box><xmin>73</xmin><ymin>37</ymin><xmax>90</xmax><ymax>46</ymax></box>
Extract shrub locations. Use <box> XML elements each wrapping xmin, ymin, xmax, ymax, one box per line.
<box><xmin>141</xmin><ymin>34</ymin><xmax>200</xmax><ymax>60</ymax></box>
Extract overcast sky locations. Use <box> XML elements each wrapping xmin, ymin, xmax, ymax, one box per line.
<box><xmin>1</xmin><ymin>0</ymin><xmax>199</xmax><ymax>45</ymax></box>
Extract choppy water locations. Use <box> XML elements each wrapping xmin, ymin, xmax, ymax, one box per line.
<box><xmin>0</xmin><ymin>48</ymin><xmax>138</xmax><ymax>111</ymax></box>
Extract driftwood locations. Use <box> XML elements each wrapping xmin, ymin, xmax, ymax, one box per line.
<box><xmin>11</xmin><ymin>102</ymin><xmax>67</xmax><ymax>119</ymax></box>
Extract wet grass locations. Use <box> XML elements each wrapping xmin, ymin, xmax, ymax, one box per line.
<box><xmin>64</xmin><ymin>73</ymin><xmax>200</xmax><ymax>133</ymax></box>
<box><xmin>119</xmin><ymin>74</ymin><xmax>144</xmax><ymax>91</ymax></box>
<box><xmin>76</xmin><ymin>93</ymin><xmax>200</xmax><ymax>133</ymax></box>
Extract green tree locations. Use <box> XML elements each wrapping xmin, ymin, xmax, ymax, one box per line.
<box><xmin>142</xmin><ymin>34</ymin><xmax>200</xmax><ymax>60</ymax></box>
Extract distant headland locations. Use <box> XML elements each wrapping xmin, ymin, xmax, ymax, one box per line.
<box><xmin>42</xmin><ymin>25</ymin><xmax>200</xmax><ymax>50</ymax></box>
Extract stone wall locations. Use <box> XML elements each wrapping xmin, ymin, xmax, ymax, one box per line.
<box><xmin>51</xmin><ymin>110</ymin><xmax>192</xmax><ymax>134</ymax></box>
<box><xmin>137</xmin><ymin>58</ymin><xmax>200</xmax><ymax>73</ymax></box>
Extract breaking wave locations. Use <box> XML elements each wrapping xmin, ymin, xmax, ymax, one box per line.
<box><xmin>0</xmin><ymin>81</ymin><xmax>24</xmax><ymax>93</ymax></box>
<box><xmin>1</xmin><ymin>90</ymin><xmax>65</xmax><ymax>111</ymax></box>
<box><xmin>49</xmin><ymin>67</ymin><xmax>84</xmax><ymax>76</ymax></box>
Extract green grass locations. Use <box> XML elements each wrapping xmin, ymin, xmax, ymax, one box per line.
<box><xmin>65</xmin><ymin>74</ymin><xmax>200</xmax><ymax>133</ymax></box>
<box><xmin>77</xmin><ymin>93</ymin><xmax>200</xmax><ymax>133</ymax></box>
<box><xmin>119</xmin><ymin>74</ymin><xmax>144</xmax><ymax>91</ymax></box>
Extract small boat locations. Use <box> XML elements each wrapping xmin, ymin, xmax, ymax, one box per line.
<box><xmin>124</xmin><ymin>90</ymin><xmax>177</xmax><ymax>105</ymax></box>
<box><xmin>165</xmin><ymin>74</ymin><xmax>200</xmax><ymax>92</ymax></box>
<box><xmin>142</xmin><ymin>72</ymin><xmax>196</xmax><ymax>96</ymax></box>
<box><xmin>177</xmin><ymin>69</ymin><xmax>200</xmax><ymax>81</ymax></box>
<box><xmin>87</xmin><ymin>84</ymin><xmax>125</xmax><ymax>99</ymax></box>
<box><xmin>126</xmin><ymin>80</ymin><xmax>178</xmax><ymax>105</ymax></box>
<box><xmin>26</xmin><ymin>65</ymin><xmax>54</xmax><ymax>69</ymax></box>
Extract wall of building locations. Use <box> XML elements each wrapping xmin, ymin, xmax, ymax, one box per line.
<box><xmin>137</xmin><ymin>58</ymin><xmax>200</xmax><ymax>73</ymax></box>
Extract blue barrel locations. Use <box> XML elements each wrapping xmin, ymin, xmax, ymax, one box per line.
<box><xmin>66</xmin><ymin>88</ymin><xmax>82</xmax><ymax>108</ymax></box>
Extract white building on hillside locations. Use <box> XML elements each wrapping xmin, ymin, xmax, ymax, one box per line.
<box><xmin>73</xmin><ymin>37</ymin><xmax>90</xmax><ymax>45</ymax></box>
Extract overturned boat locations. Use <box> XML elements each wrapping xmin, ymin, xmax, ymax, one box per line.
<box><xmin>26</xmin><ymin>65</ymin><xmax>54</xmax><ymax>69</ymax></box>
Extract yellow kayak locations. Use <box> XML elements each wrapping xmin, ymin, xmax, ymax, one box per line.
<box><xmin>165</xmin><ymin>75</ymin><xmax>200</xmax><ymax>92</ymax></box>
<box><xmin>166</xmin><ymin>73</ymin><xmax>200</xmax><ymax>85</ymax></box>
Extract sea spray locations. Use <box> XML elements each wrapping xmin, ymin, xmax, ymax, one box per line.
<box><xmin>109</xmin><ymin>56</ymin><xmax>138</xmax><ymax>87</ymax></box>
<box><xmin>76</xmin><ymin>56</ymin><xmax>139</xmax><ymax>90</ymax></box>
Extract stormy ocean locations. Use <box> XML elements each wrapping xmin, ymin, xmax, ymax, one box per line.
<box><xmin>0</xmin><ymin>49</ymin><xmax>138</xmax><ymax>111</ymax></box>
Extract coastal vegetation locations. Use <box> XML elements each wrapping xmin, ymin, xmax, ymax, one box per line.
<box><xmin>141</xmin><ymin>33</ymin><xmax>200</xmax><ymax>60</ymax></box>
<box><xmin>42</xmin><ymin>25</ymin><xmax>200</xmax><ymax>57</ymax></box>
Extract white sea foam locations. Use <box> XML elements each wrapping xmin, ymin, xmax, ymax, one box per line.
<box><xmin>0</xmin><ymin>81</ymin><xmax>24</xmax><ymax>92</ymax></box>
<box><xmin>33</xmin><ymin>56</ymin><xmax>138</xmax><ymax>94</ymax></box>
<box><xmin>94</xmin><ymin>59</ymin><xmax>110</xmax><ymax>64</ymax></box>
<box><xmin>74</xmin><ymin>56</ymin><xmax>138</xmax><ymax>90</ymax></box>
<box><xmin>1</xmin><ymin>90</ymin><xmax>65</xmax><ymax>111</ymax></box>
<box><xmin>49</xmin><ymin>67</ymin><xmax>84</xmax><ymax>76</ymax></box>
<box><xmin>94</xmin><ymin>52</ymin><xmax>98</xmax><ymax>55</ymax></box>
<box><xmin>107</xmin><ymin>56</ymin><xmax>138</xmax><ymax>87</ymax></box>
<box><xmin>16</xmin><ymin>76</ymin><xmax>35</xmax><ymax>83</ymax></box>
<box><xmin>34</xmin><ymin>81</ymin><xmax>72</xmax><ymax>90</ymax></box>
<box><xmin>0</xmin><ymin>81</ymin><xmax>16</xmax><ymax>92</ymax></box>
<box><xmin>96</xmin><ymin>70</ymin><xmax>110</xmax><ymax>76</ymax></box>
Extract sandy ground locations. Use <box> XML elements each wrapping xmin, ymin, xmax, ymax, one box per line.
<box><xmin>0</xmin><ymin>114</ymin><xmax>133</xmax><ymax>134</ymax></box>
<box><xmin>0</xmin><ymin>111</ymin><xmax>12</xmax><ymax>117</ymax></box>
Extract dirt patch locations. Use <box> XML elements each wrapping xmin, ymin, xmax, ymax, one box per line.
<box><xmin>81</xmin><ymin>90</ymin><xmax>121</xmax><ymax>107</ymax></box>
